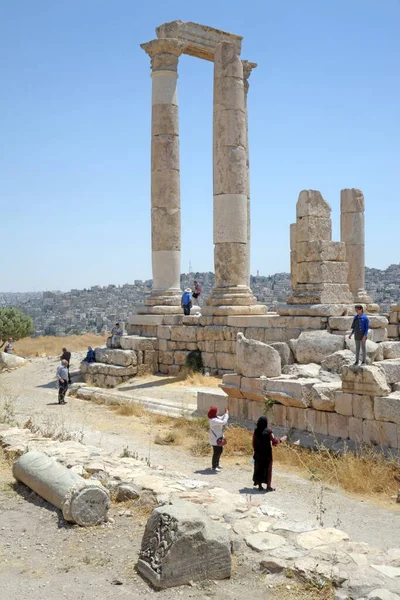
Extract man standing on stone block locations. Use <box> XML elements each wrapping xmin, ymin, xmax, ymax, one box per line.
<box><xmin>110</xmin><ymin>322</ymin><xmax>122</xmax><ymax>348</ymax></box>
<box><xmin>181</xmin><ymin>289</ymin><xmax>192</xmax><ymax>316</ymax></box>
<box><xmin>349</xmin><ymin>305</ymin><xmax>369</xmax><ymax>365</ymax></box>
<box><xmin>56</xmin><ymin>359</ymin><xmax>69</xmax><ymax>404</ymax></box>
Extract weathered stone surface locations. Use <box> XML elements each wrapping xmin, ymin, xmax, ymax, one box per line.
<box><xmin>297</xmin><ymin>261</ymin><xmax>348</xmax><ymax>285</ymax></box>
<box><xmin>329</xmin><ymin>316</ymin><xmax>354</xmax><ymax>331</ymax></box>
<box><xmin>369</xmin><ymin>328</ymin><xmax>388</xmax><ymax>343</ymax></box>
<box><xmin>95</xmin><ymin>347</ymin><xmax>137</xmax><ymax>367</ymax></box>
<box><xmin>321</xmin><ymin>349</ymin><xmax>355</xmax><ymax>373</ymax></box>
<box><xmin>137</xmin><ymin>500</ymin><xmax>231</xmax><ymax>588</ymax></box>
<box><xmin>282</xmin><ymin>363</ymin><xmax>321</xmax><ymax>379</ymax></box>
<box><xmin>286</xmin><ymin>406</ymin><xmax>308</xmax><ymax>429</ymax></box>
<box><xmin>269</xmin><ymin>342</ymin><xmax>294</xmax><ymax>367</ymax></box>
<box><xmin>297</xmin><ymin>240</ymin><xmax>346</xmax><ymax>263</ymax></box>
<box><xmin>368</xmin><ymin>590</ymin><xmax>400</xmax><ymax>600</ymax></box>
<box><xmin>245</xmin><ymin>532</ymin><xmax>287</xmax><ymax>552</ymax></box>
<box><xmin>374</xmin><ymin>392</ymin><xmax>400</xmax><ymax>425</ymax></box>
<box><xmin>197</xmin><ymin>389</ymin><xmax>227</xmax><ymax>414</ymax></box>
<box><xmin>345</xmin><ymin>336</ymin><xmax>381</xmax><ymax>362</ymax></box>
<box><xmin>116</xmin><ymin>484</ymin><xmax>141</xmax><ymax>502</ymax></box>
<box><xmin>379</xmin><ymin>359</ymin><xmax>400</xmax><ymax>385</ymax></box>
<box><xmin>296</xmin><ymin>216</ymin><xmax>332</xmax><ymax>243</ymax></box>
<box><xmin>236</xmin><ymin>332</ymin><xmax>281</xmax><ymax>378</ymax></box>
<box><xmin>352</xmin><ymin>394</ymin><xmax>374</xmax><ymax>420</ymax></box>
<box><xmin>307</xmin><ymin>409</ymin><xmax>328</xmax><ymax>435</ymax></box>
<box><xmin>362</xmin><ymin>419</ymin><xmax>398</xmax><ymax>448</ymax></box>
<box><xmin>348</xmin><ymin>416</ymin><xmax>363</xmax><ymax>441</ymax></box>
<box><xmin>80</xmin><ymin>362</ymin><xmax>138</xmax><ymax>378</ymax></box>
<box><xmin>297</xmin><ymin>528</ymin><xmax>349</xmax><ymax>550</ymax></box>
<box><xmin>296</xmin><ymin>189</ymin><xmax>331</xmax><ymax>218</ymax></box>
<box><xmin>265</xmin><ymin>377</ymin><xmax>321</xmax><ymax>408</ymax></box>
<box><xmin>0</xmin><ymin>353</ymin><xmax>26</xmax><ymax>371</ymax></box>
<box><xmin>120</xmin><ymin>335</ymin><xmax>157</xmax><ymax>351</ymax></box>
<box><xmin>310</xmin><ymin>382</ymin><xmax>341</xmax><ymax>411</ymax></box>
<box><xmin>334</xmin><ymin>392</ymin><xmax>353</xmax><ymax>416</ymax></box>
<box><xmin>346</xmin><ymin>567</ymin><xmax>387</xmax><ymax>597</ymax></box>
<box><xmin>341</xmin><ymin>365</ymin><xmax>391</xmax><ymax>397</ymax></box>
<box><xmin>292</xmin><ymin>331</ymin><xmax>345</xmax><ymax>364</ymax></box>
<box><xmin>240</xmin><ymin>377</ymin><xmax>268</xmax><ymax>401</ymax></box>
<box><xmin>278</xmin><ymin>304</ymin><xmax>348</xmax><ymax>317</ymax></box>
<box><xmin>327</xmin><ymin>412</ymin><xmax>350</xmax><ymax>438</ymax></box>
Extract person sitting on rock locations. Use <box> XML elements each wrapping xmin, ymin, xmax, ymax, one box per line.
<box><xmin>252</xmin><ymin>416</ymin><xmax>286</xmax><ymax>492</ymax></box>
<box><xmin>56</xmin><ymin>359</ymin><xmax>69</xmax><ymax>405</ymax></box>
<box><xmin>110</xmin><ymin>323</ymin><xmax>123</xmax><ymax>348</ymax></box>
<box><xmin>208</xmin><ymin>406</ymin><xmax>229</xmax><ymax>472</ymax></box>
<box><xmin>4</xmin><ymin>338</ymin><xmax>14</xmax><ymax>354</ymax></box>
<box><xmin>181</xmin><ymin>289</ymin><xmax>192</xmax><ymax>316</ymax></box>
<box><xmin>83</xmin><ymin>346</ymin><xmax>96</xmax><ymax>363</ymax></box>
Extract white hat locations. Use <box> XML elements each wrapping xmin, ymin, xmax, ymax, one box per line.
<box><xmin>185</xmin><ymin>288</ymin><xmax>192</xmax><ymax>293</ymax></box>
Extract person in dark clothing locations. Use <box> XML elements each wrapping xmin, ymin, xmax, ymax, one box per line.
<box><xmin>61</xmin><ymin>348</ymin><xmax>72</xmax><ymax>383</ymax></box>
<box><xmin>83</xmin><ymin>346</ymin><xmax>96</xmax><ymax>363</ymax></box>
<box><xmin>252</xmin><ymin>416</ymin><xmax>287</xmax><ymax>492</ymax></box>
<box><xmin>56</xmin><ymin>360</ymin><xmax>69</xmax><ymax>404</ymax></box>
<box><xmin>349</xmin><ymin>305</ymin><xmax>370</xmax><ymax>365</ymax></box>
<box><xmin>181</xmin><ymin>288</ymin><xmax>192</xmax><ymax>316</ymax></box>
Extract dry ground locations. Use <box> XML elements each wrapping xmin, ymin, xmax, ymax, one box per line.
<box><xmin>14</xmin><ymin>334</ymin><xmax>105</xmax><ymax>358</ymax></box>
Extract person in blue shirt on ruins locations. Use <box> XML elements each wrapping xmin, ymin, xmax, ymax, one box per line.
<box><xmin>349</xmin><ymin>305</ymin><xmax>370</xmax><ymax>366</ymax></box>
<box><xmin>181</xmin><ymin>288</ymin><xmax>192</xmax><ymax>316</ymax></box>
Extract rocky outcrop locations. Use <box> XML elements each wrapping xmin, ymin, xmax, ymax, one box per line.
<box><xmin>291</xmin><ymin>331</ymin><xmax>345</xmax><ymax>364</ymax></box>
<box><xmin>236</xmin><ymin>332</ymin><xmax>281</xmax><ymax>378</ymax></box>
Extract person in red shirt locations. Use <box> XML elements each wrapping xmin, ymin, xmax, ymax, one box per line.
<box><xmin>252</xmin><ymin>416</ymin><xmax>287</xmax><ymax>492</ymax></box>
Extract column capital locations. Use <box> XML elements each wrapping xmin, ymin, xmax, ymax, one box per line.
<box><xmin>141</xmin><ymin>38</ymin><xmax>186</xmax><ymax>73</ymax></box>
<box><xmin>241</xmin><ymin>60</ymin><xmax>257</xmax><ymax>93</ymax></box>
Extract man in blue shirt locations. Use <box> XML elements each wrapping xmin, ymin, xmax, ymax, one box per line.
<box><xmin>349</xmin><ymin>305</ymin><xmax>370</xmax><ymax>366</ymax></box>
<box><xmin>181</xmin><ymin>288</ymin><xmax>192</xmax><ymax>316</ymax></box>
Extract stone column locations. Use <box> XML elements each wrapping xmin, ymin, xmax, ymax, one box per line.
<box><xmin>340</xmin><ymin>188</ymin><xmax>372</xmax><ymax>303</ymax></box>
<box><xmin>139</xmin><ymin>39</ymin><xmax>185</xmax><ymax>314</ymax></box>
<box><xmin>290</xmin><ymin>223</ymin><xmax>298</xmax><ymax>290</ymax></box>
<box><xmin>205</xmin><ymin>42</ymin><xmax>265</xmax><ymax>316</ymax></box>
<box><xmin>242</xmin><ymin>60</ymin><xmax>257</xmax><ymax>288</ymax></box>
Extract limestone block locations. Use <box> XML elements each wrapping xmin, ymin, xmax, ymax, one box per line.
<box><xmin>306</xmin><ymin>409</ymin><xmax>328</xmax><ymax>435</ymax></box>
<box><xmin>158</xmin><ymin>351</ymin><xmax>174</xmax><ymax>365</ymax></box>
<box><xmin>265</xmin><ymin>377</ymin><xmax>321</xmax><ymax>408</ymax></box>
<box><xmin>286</xmin><ymin>406</ymin><xmax>308</xmax><ymax>430</ymax></box>
<box><xmin>203</xmin><ymin>352</ymin><xmax>217</xmax><ymax>369</ymax></box>
<box><xmin>203</xmin><ymin>326</ymin><xmax>226</xmax><ymax>341</ymax></box>
<box><xmin>345</xmin><ymin>336</ymin><xmax>381</xmax><ymax>362</ymax></box>
<box><xmin>222</xmin><ymin>373</ymin><xmax>241</xmax><ymax>387</ymax></box>
<box><xmin>167</xmin><ymin>341</ymin><xmax>178</xmax><ymax>350</ymax></box>
<box><xmin>381</xmin><ymin>342</ymin><xmax>400</xmax><ymax>359</ymax></box>
<box><xmin>174</xmin><ymin>351</ymin><xmax>190</xmax><ymax>366</ymax></box>
<box><xmin>387</xmin><ymin>324</ymin><xmax>400</xmax><ymax>338</ymax></box>
<box><xmin>248</xmin><ymin>400</ymin><xmax>265</xmax><ymax>422</ymax></box>
<box><xmin>287</xmin><ymin>284</ymin><xmax>354</xmax><ymax>305</ymax></box>
<box><xmin>264</xmin><ymin>328</ymin><xmax>302</xmax><ymax>343</ymax></box>
<box><xmin>216</xmin><ymin>352</ymin><xmax>236</xmax><ymax>371</ymax></box>
<box><xmin>215</xmin><ymin>340</ymin><xmax>236</xmax><ymax>353</ymax></box>
<box><xmin>270</xmin><ymin>403</ymin><xmax>287</xmax><ymax>427</ymax></box>
<box><xmin>340</xmin><ymin>211</ymin><xmax>364</xmax><ymax>245</ymax></box>
<box><xmin>374</xmin><ymin>392</ymin><xmax>400</xmax><ymax>424</ymax></box>
<box><xmin>290</xmin><ymin>222</ymin><xmax>297</xmax><ymax>250</ymax></box>
<box><xmin>321</xmin><ymin>350</ymin><xmax>355</xmax><ymax>373</ymax></box>
<box><xmin>175</xmin><ymin>342</ymin><xmax>198</xmax><ymax>351</ymax></box>
<box><xmin>236</xmin><ymin>333</ymin><xmax>281</xmax><ymax>378</ymax></box>
<box><xmin>362</xmin><ymin>419</ymin><xmax>398</xmax><ymax>448</ymax></box>
<box><xmin>340</xmin><ymin>188</ymin><xmax>365</xmax><ymax>213</ymax></box>
<box><xmin>204</xmin><ymin>340</ymin><xmax>215</xmax><ymax>353</ymax></box>
<box><xmin>269</xmin><ymin>342</ymin><xmax>294</xmax><ymax>367</ymax></box>
<box><xmin>197</xmin><ymin>390</ymin><xmax>227</xmax><ymax>415</ymax></box>
<box><xmin>151</xmin><ymin>208</ymin><xmax>180</xmax><ymax>252</ymax></box>
<box><xmin>158</xmin><ymin>339</ymin><xmax>168</xmax><ymax>352</ymax></box>
<box><xmin>326</xmin><ymin>413</ymin><xmax>349</xmax><ymax>439</ymax></box>
<box><xmin>81</xmin><ymin>362</ymin><xmax>137</xmax><ymax>378</ymax></box>
<box><xmin>240</xmin><ymin>377</ymin><xmax>268</xmax><ymax>401</ymax></box>
<box><xmin>151</xmin><ymin>134</ymin><xmax>179</xmax><ymax>172</ymax></box>
<box><xmin>220</xmin><ymin>384</ymin><xmax>243</xmax><ymax>399</ymax></box>
<box><xmin>213</xmin><ymin>76</ymin><xmax>245</xmax><ymax>111</ymax></box>
<box><xmin>157</xmin><ymin>326</ymin><xmax>171</xmax><ymax>340</ymax></box>
<box><xmin>282</xmin><ymin>363</ymin><xmax>321</xmax><ymax>379</ymax></box>
<box><xmin>296</xmin><ymin>190</ymin><xmax>331</xmax><ymax>218</ymax></box>
<box><xmin>169</xmin><ymin>326</ymin><xmax>198</xmax><ymax>343</ymax></box>
<box><xmin>297</xmin><ymin>261</ymin><xmax>348</xmax><ymax>285</ymax></box>
<box><xmin>391</xmin><ymin>304</ymin><xmax>400</xmax><ymax>312</ymax></box>
<box><xmin>214</xmin><ymin>243</ymin><xmax>248</xmax><ymax>287</ymax></box>
<box><xmin>214</xmin><ymin>40</ymin><xmax>243</xmax><ymax>78</ymax></box>
<box><xmin>281</xmin><ymin>304</ymin><xmax>348</xmax><ymax>317</ymax></box>
<box><xmin>310</xmin><ymin>382</ymin><xmax>340</xmax><ymax>411</ymax></box>
<box><xmin>214</xmin><ymin>194</ymin><xmax>247</xmax><ymax>245</ymax></box>
<box><xmin>95</xmin><ymin>347</ymin><xmax>137</xmax><ymax>367</ymax></box>
<box><xmin>352</xmin><ymin>394</ymin><xmax>374</xmax><ymax>420</ymax></box>
<box><xmin>297</xmin><ymin>528</ymin><xmax>349</xmax><ymax>550</ymax></box>
<box><xmin>368</xmin><ymin>328</ymin><xmax>388</xmax><ymax>343</ymax></box>
<box><xmin>341</xmin><ymin>365</ymin><xmax>391</xmax><ymax>397</ymax></box>
<box><xmin>243</xmin><ymin>327</ymin><xmax>264</xmax><ymax>342</ymax></box>
<box><xmin>296</xmin><ymin>216</ymin><xmax>332</xmax><ymax>243</ymax></box>
<box><xmin>0</xmin><ymin>353</ymin><xmax>26</xmax><ymax>371</ymax></box>
<box><xmin>296</xmin><ymin>240</ymin><xmax>346</xmax><ymax>263</ymax></box>
<box><xmin>389</xmin><ymin>311</ymin><xmax>399</xmax><ymax>324</ymax></box>
<box><xmin>293</xmin><ymin>331</ymin><xmax>345</xmax><ymax>364</ymax></box>
<box><xmin>378</xmin><ymin>359</ymin><xmax>400</xmax><ymax>384</ymax></box>
<box><xmin>334</xmin><ymin>392</ymin><xmax>353</xmax><ymax>416</ymax></box>
<box><xmin>137</xmin><ymin>500</ymin><xmax>231</xmax><ymax>588</ymax></box>
<box><xmin>368</xmin><ymin>315</ymin><xmax>389</xmax><ymax>328</ymax></box>
<box><xmin>328</xmin><ymin>316</ymin><xmax>354</xmax><ymax>331</ymax></box>
<box><xmin>213</xmin><ymin>109</ymin><xmax>247</xmax><ymax>149</ymax></box>
<box><xmin>348</xmin><ymin>416</ymin><xmax>363</xmax><ymax>442</ymax></box>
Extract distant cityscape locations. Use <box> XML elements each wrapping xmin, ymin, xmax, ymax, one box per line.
<box><xmin>1</xmin><ymin>265</ymin><xmax>399</xmax><ymax>337</ymax></box>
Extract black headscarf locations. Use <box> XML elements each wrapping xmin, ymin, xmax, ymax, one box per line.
<box><xmin>255</xmin><ymin>416</ymin><xmax>268</xmax><ymax>434</ymax></box>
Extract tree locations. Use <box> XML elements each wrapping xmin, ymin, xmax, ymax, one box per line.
<box><xmin>0</xmin><ymin>307</ymin><xmax>35</xmax><ymax>348</ymax></box>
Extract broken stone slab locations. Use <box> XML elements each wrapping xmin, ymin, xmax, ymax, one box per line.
<box><xmin>269</xmin><ymin>342</ymin><xmax>294</xmax><ymax>367</ymax></box>
<box><xmin>12</xmin><ymin>451</ymin><xmax>110</xmax><ymax>526</ymax></box>
<box><xmin>381</xmin><ymin>342</ymin><xmax>400</xmax><ymax>360</ymax></box>
<box><xmin>291</xmin><ymin>331</ymin><xmax>345</xmax><ymax>364</ymax></box>
<box><xmin>346</xmin><ymin>567</ymin><xmax>387</xmax><ymax>597</ymax></box>
<box><xmin>282</xmin><ymin>363</ymin><xmax>321</xmax><ymax>379</ymax></box>
<box><xmin>321</xmin><ymin>349</ymin><xmax>356</xmax><ymax>373</ymax></box>
<box><xmin>265</xmin><ymin>377</ymin><xmax>321</xmax><ymax>408</ymax></box>
<box><xmin>80</xmin><ymin>362</ymin><xmax>137</xmax><ymax>378</ymax></box>
<box><xmin>236</xmin><ymin>332</ymin><xmax>281</xmax><ymax>378</ymax></box>
<box><xmin>0</xmin><ymin>353</ymin><xmax>26</xmax><ymax>371</ymax></box>
<box><xmin>120</xmin><ymin>335</ymin><xmax>157</xmax><ymax>351</ymax></box>
<box><xmin>368</xmin><ymin>589</ymin><xmax>400</xmax><ymax>600</ymax></box>
<box><xmin>259</xmin><ymin>557</ymin><xmax>287</xmax><ymax>573</ymax></box>
<box><xmin>293</xmin><ymin>555</ymin><xmax>347</xmax><ymax>586</ymax></box>
<box><xmin>371</xmin><ymin>564</ymin><xmax>400</xmax><ymax>579</ymax></box>
<box><xmin>341</xmin><ymin>365</ymin><xmax>391</xmax><ymax>397</ymax></box>
<box><xmin>137</xmin><ymin>499</ymin><xmax>231</xmax><ymax>588</ymax></box>
<box><xmin>345</xmin><ymin>336</ymin><xmax>383</xmax><ymax>362</ymax></box>
<box><xmin>277</xmin><ymin>303</ymin><xmax>348</xmax><ymax>317</ymax></box>
<box><xmin>297</xmin><ymin>527</ymin><xmax>350</xmax><ymax>550</ymax></box>
<box><xmin>245</xmin><ymin>531</ymin><xmax>287</xmax><ymax>552</ymax></box>
<box><xmin>310</xmin><ymin>382</ymin><xmax>341</xmax><ymax>411</ymax></box>
<box><xmin>115</xmin><ymin>484</ymin><xmax>141</xmax><ymax>502</ymax></box>
<box><xmin>378</xmin><ymin>359</ymin><xmax>400</xmax><ymax>385</ymax></box>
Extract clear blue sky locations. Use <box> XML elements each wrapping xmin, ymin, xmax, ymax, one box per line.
<box><xmin>1</xmin><ymin>0</ymin><xmax>399</xmax><ymax>292</ymax></box>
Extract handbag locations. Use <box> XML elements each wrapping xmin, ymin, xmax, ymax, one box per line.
<box><xmin>212</xmin><ymin>429</ymin><xmax>227</xmax><ymax>447</ymax></box>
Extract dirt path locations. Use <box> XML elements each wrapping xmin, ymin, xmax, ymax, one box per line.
<box><xmin>1</xmin><ymin>357</ymin><xmax>399</xmax><ymax>557</ymax></box>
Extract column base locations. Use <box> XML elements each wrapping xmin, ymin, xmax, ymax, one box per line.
<box><xmin>354</xmin><ymin>289</ymin><xmax>373</xmax><ymax>304</ymax></box>
<box><xmin>202</xmin><ymin>286</ymin><xmax>267</xmax><ymax>316</ymax></box>
<box><xmin>136</xmin><ymin>289</ymin><xmax>182</xmax><ymax>315</ymax></box>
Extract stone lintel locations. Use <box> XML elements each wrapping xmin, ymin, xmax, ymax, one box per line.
<box><xmin>156</xmin><ymin>20</ymin><xmax>242</xmax><ymax>61</ymax></box>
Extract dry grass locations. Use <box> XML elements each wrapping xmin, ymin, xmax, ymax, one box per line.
<box><xmin>14</xmin><ymin>333</ymin><xmax>105</xmax><ymax>358</ymax></box>
<box><xmin>108</xmin><ymin>403</ymin><xmax>146</xmax><ymax>418</ymax></box>
<box><xmin>270</xmin><ymin>581</ymin><xmax>335</xmax><ymax>600</ymax></box>
<box><xmin>166</xmin><ymin>368</ymin><xmax>222</xmax><ymax>388</ymax></box>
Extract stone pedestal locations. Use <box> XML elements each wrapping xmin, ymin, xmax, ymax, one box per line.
<box><xmin>205</xmin><ymin>42</ymin><xmax>265</xmax><ymax>316</ymax></box>
<box><xmin>139</xmin><ymin>39</ymin><xmax>185</xmax><ymax>314</ymax></box>
<box><xmin>340</xmin><ymin>188</ymin><xmax>372</xmax><ymax>304</ymax></box>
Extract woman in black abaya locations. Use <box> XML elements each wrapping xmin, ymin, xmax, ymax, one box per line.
<box><xmin>252</xmin><ymin>416</ymin><xmax>287</xmax><ymax>492</ymax></box>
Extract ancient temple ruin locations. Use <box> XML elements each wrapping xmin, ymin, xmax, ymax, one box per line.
<box><xmin>79</xmin><ymin>21</ymin><xmax>400</xmax><ymax>453</ymax></box>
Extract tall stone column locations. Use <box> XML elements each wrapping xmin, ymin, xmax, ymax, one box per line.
<box><xmin>139</xmin><ymin>39</ymin><xmax>185</xmax><ymax>314</ymax></box>
<box><xmin>290</xmin><ymin>223</ymin><xmax>298</xmax><ymax>290</ymax></box>
<box><xmin>340</xmin><ymin>188</ymin><xmax>372</xmax><ymax>303</ymax></box>
<box><xmin>205</xmin><ymin>42</ymin><xmax>265</xmax><ymax>316</ymax></box>
<box><xmin>242</xmin><ymin>60</ymin><xmax>257</xmax><ymax>288</ymax></box>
